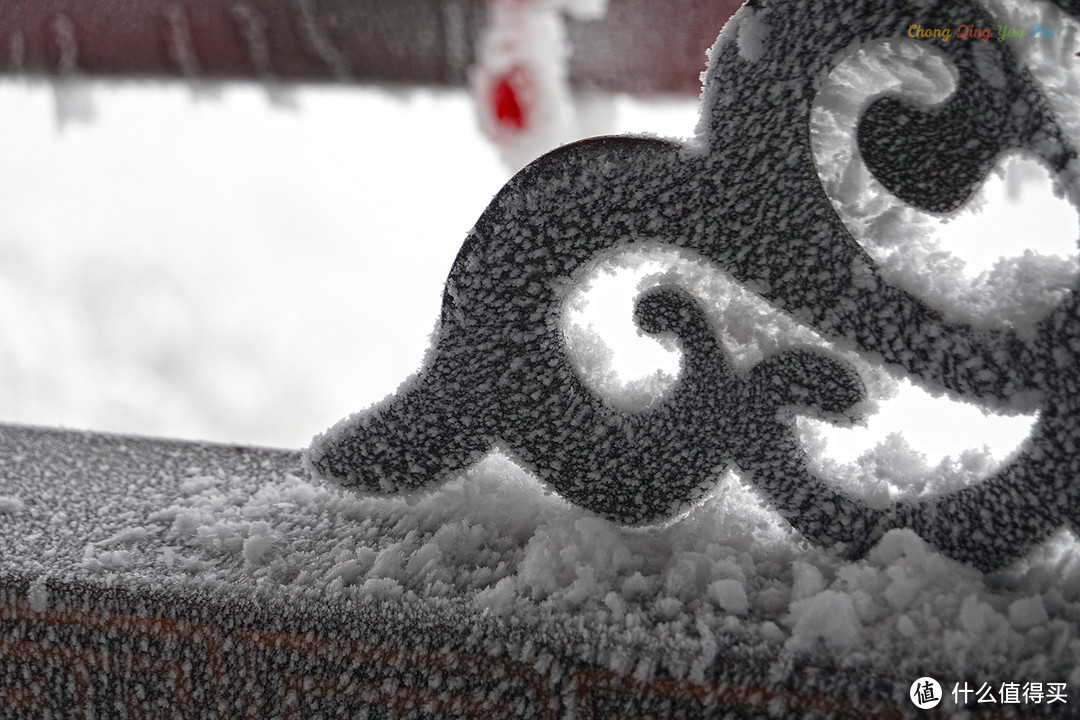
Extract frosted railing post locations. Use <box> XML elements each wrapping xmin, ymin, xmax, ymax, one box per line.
<box><xmin>309</xmin><ymin>0</ymin><xmax>1080</xmax><ymax>572</ymax></box>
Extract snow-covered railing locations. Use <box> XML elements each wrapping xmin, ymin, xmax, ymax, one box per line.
<box><xmin>3</xmin><ymin>0</ymin><xmax>1080</xmax><ymax>716</ymax></box>
<box><xmin>0</xmin><ymin>424</ymin><xmax>905</xmax><ymax>718</ymax></box>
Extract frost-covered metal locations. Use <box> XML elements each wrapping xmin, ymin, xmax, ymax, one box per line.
<box><xmin>310</xmin><ymin>0</ymin><xmax>1080</xmax><ymax>572</ymax></box>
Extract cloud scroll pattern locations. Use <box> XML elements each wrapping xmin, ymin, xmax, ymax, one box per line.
<box><xmin>307</xmin><ymin>0</ymin><xmax>1080</xmax><ymax>572</ymax></box>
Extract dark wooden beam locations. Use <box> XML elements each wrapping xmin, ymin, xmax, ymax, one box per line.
<box><xmin>0</xmin><ymin>0</ymin><xmax>742</xmax><ymax>95</ymax></box>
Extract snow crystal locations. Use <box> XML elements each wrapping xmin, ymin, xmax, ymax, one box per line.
<box><xmin>1009</xmin><ymin>595</ymin><xmax>1050</xmax><ymax>631</ymax></box>
<box><xmin>82</xmin><ymin>548</ymin><xmax>135</xmax><ymax>571</ymax></box>
<box><xmin>242</xmin><ymin>533</ymin><xmax>274</xmax><ymax>565</ymax></box>
<box><xmin>96</xmin><ymin>526</ymin><xmax>155</xmax><ymax>547</ymax></box>
<box><xmin>25</xmin><ymin>578</ymin><xmax>48</xmax><ymax>613</ymax></box>
<box><xmin>178</xmin><ymin>475</ymin><xmax>220</xmax><ymax>495</ymax></box>
<box><xmin>736</xmin><ymin>8</ymin><xmax>769</xmax><ymax>63</ymax></box>
<box><xmin>706</xmin><ymin>578</ymin><xmax>748</xmax><ymax>615</ymax></box>
<box><xmin>790</xmin><ymin>561</ymin><xmax>826</xmax><ymax>602</ymax></box>
<box><xmin>786</xmin><ymin>590</ymin><xmax>864</xmax><ymax>653</ymax></box>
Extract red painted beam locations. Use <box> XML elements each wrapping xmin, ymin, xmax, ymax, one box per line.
<box><xmin>0</xmin><ymin>0</ymin><xmax>742</xmax><ymax>95</ymax></box>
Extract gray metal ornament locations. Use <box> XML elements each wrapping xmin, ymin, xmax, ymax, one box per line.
<box><xmin>308</xmin><ymin>0</ymin><xmax>1080</xmax><ymax>571</ymax></box>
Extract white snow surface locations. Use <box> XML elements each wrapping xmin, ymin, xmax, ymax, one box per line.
<box><xmin>74</xmin><ymin>452</ymin><xmax>1080</xmax><ymax>685</ymax></box>
<box><xmin>0</xmin><ymin>79</ymin><xmax>695</xmax><ymax>448</ymax></box>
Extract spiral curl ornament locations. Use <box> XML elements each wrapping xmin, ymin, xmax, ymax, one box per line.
<box><xmin>307</xmin><ymin>0</ymin><xmax>1080</xmax><ymax>571</ymax></box>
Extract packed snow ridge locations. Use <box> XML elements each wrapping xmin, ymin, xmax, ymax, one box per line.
<box><xmin>73</xmin><ymin>455</ymin><xmax>1080</xmax><ymax>687</ymax></box>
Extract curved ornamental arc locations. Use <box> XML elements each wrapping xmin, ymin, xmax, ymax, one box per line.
<box><xmin>308</xmin><ymin>0</ymin><xmax>1080</xmax><ymax>572</ymax></box>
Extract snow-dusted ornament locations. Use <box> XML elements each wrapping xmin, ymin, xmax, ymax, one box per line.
<box><xmin>309</xmin><ymin>0</ymin><xmax>1080</xmax><ymax>571</ymax></box>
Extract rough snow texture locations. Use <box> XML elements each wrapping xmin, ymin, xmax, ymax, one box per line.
<box><xmin>311</xmin><ymin>0</ymin><xmax>1080</xmax><ymax>573</ymax></box>
<box><xmin>558</xmin><ymin>247</ymin><xmax>1035</xmax><ymax>508</ymax></box>
<box><xmin>3</xmin><ymin>426</ymin><xmax>1079</xmax><ymax>716</ymax></box>
<box><xmin>0</xmin><ymin>427</ymin><xmax>907</xmax><ymax>717</ymax></box>
<box><xmin>810</xmin><ymin>39</ymin><xmax>1078</xmax><ymax>334</ymax></box>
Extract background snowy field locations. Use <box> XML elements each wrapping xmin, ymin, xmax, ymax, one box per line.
<box><xmin>0</xmin><ymin>76</ymin><xmax>1073</xmax><ymax>482</ymax></box>
<box><xmin>0</xmin><ymin>80</ymin><xmax>696</xmax><ymax>448</ymax></box>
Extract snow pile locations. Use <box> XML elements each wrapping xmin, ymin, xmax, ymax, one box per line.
<box><xmin>78</xmin><ymin>456</ymin><xmax>1080</xmax><ymax>686</ymax></box>
<box><xmin>801</xmin><ymin>427</ymin><xmax>1013</xmax><ymax>506</ymax></box>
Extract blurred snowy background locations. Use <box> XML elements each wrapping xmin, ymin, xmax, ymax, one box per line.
<box><xmin>0</xmin><ymin>46</ymin><xmax>1075</xmax><ymax>503</ymax></box>
<box><xmin>0</xmin><ymin>79</ymin><xmax>699</xmax><ymax>448</ymax></box>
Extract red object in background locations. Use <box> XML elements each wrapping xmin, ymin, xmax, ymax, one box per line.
<box><xmin>491</xmin><ymin>67</ymin><xmax>527</xmax><ymax>130</ymax></box>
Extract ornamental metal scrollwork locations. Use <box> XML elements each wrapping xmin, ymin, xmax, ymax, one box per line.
<box><xmin>306</xmin><ymin>0</ymin><xmax>1080</xmax><ymax>571</ymax></box>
